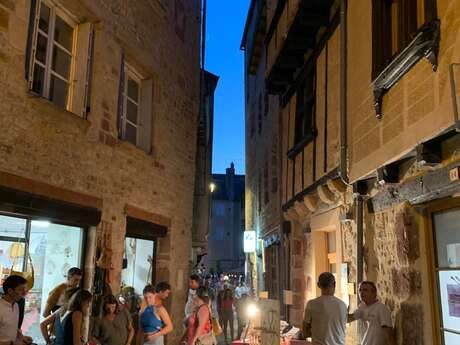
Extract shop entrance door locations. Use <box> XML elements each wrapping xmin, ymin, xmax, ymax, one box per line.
<box><xmin>121</xmin><ymin>236</ymin><xmax>156</xmax><ymax>297</ymax></box>
<box><xmin>432</xmin><ymin>207</ymin><xmax>460</xmax><ymax>344</ymax></box>
<box><xmin>0</xmin><ymin>213</ymin><xmax>84</xmax><ymax>344</ymax></box>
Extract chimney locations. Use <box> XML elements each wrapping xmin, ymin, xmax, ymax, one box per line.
<box><xmin>225</xmin><ymin>162</ymin><xmax>235</xmax><ymax>201</ymax></box>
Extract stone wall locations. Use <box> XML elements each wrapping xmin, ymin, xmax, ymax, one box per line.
<box><xmin>0</xmin><ymin>0</ymin><xmax>201</xmax><ymax>342</ymax></box>
<box><xmin>365</xmin><ymin>203</ymin><xmax>434</xmax><ymax>345</ymax></box>
<box><xmin>288</xmin><ymin>196</ymin><xmax>436</xmax><ymax>344</ymax></box>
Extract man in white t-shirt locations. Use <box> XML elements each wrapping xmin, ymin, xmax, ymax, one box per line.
<box><xmin>234</xmin><ymin>282</ymin><xmax>246</xmax><ymax>299</ymax></box>
<box><xmin>0</xmin><ymin>275</ymin><xmax>33</xmax><ymax>345</ymax></box>
<box><xmin>184</xmin><ymin>274</ymin><xmax>200</xmax><ymax>320</ymax></box>
<box><xmin>348</xmin><ymin>281</ymin><xmax>396</xmax><ymax>345</ymax></box>
<box><xmin>303</xmin><ymin>272</ymin><xmax>347</xmax><ymax>345</ymax></box>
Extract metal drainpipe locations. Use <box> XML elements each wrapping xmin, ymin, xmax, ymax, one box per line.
<box><xmin>448</xmin><ymin>63</ymin><xmax>460</xmax><ymax>131</ymax></box>
<box><xmin>356</xmin><ymin>195</ymin><xmax>364</xmax><ymax>285</ymax></box>
<box><xmin>340</xmin><ymin>0</ymin><xmax>349</xmax><ymax>184</ymax></box>
<box><xmin>83</xmin><ymin>226</ymin><xmax>97</xmax><ymax>342</ymax></box>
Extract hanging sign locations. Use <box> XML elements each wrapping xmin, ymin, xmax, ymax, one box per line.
<box><xmin>244</xmin><ymin>231</ymin><xmax>256</xmax><ymax>253</ymax></box>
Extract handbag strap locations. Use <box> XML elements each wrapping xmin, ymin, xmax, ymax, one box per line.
<box><xmin>194</xmin><ymin>304</ymin><xmax>212</xmax><ymax>331</ymax></box>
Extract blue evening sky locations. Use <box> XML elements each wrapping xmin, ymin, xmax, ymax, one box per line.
<box><xmin>206</xmin><ymin>0</ymin><xmax>250</xmax><ymax>175</ymax></box>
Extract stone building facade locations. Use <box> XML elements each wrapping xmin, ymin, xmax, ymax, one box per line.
<box><xmin>0</xmin><ymin>0</ymin><xmax>202</xmax><ymax>343</ymax></box>
<box><xmin>205</xmin><ymin>163</ymin><xmax>246</xmax><ymax>274</ymax></box>
<box><xmin>241</xmin><ymin>0</ymin><xmax>284</xmax><ymax>307</ymax></box>
<box><xmin>243</xmin><ymin>0</ymin><xmax>460</xmax><ymax>344</ymax></box>
<box><xmin>191</xmin><ymin>70</ymin><xmax>218</xmax><ymax>267</ymax></box>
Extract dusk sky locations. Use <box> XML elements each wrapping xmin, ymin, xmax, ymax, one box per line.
<box><xmin>206</xmin><ymin>0</ymin><xmax>250</xmax><ymax>175</ymax></box>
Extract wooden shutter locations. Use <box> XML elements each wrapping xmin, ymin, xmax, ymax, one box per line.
<box><xmin>69</xmin><ymin>23</ymin><xmax>93</xmax><ymax>117</ymax></box>
<box><xmin>138</xmin><ymin>79</ymin><xmax>153</xmax><ymax>153</ymax></box>
<box><xmin>25</xmin><ymin>0</ymin><xmax>40</xmax><ymax>84</ymax></box>
<box><xmin>117</xmin><ymin>53</ymin><xmax>125</xmax><ymax>139</ymax></box>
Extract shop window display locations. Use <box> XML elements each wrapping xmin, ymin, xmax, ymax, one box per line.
<box><xmin>0</xmin><ymin>214</ymin><xmax>83</xmax><ymax>344</ymax></box>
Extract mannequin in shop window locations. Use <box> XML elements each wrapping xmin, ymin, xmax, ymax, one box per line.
<box><xmin>43</xmin><ymin>267</ymin><xmax>82</xmax><ymax>317</ymax></box>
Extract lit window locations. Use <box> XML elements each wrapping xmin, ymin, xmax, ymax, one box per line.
<box><xmin>0</xmin><ymin>214</ymin><xmax>84</xmax><ymax>342</ymax></box>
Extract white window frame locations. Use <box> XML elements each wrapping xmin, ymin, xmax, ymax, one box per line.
<box><xmin>31</xmin><ymin>0</ymin><xmax>77</xmax><ymax>109</ymax></box>
<box><xmin>121</xmin><ymin>64</ymin><xmax>143</xmax><ymax>146</ymax></box>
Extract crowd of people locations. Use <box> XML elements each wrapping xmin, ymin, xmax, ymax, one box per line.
<box><xmin>0</xmin><ymin>269</ymin><xmax>251</xmax><ymax>345</ymax></box>
<box><xmin>185</xmin><ymin>273</ymin><xmax>252</xmax><ymax>344</ymax></box>
<box><xmin>0</xmin><ymin>268</ymin><xmax>397</xmax><ymax>345</ymax></box>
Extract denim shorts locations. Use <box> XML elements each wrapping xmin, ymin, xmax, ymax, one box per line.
<box><xmin>144</xmin><ymin>335</ymin><xmax>164</xmax><ymax>345</ymax></box>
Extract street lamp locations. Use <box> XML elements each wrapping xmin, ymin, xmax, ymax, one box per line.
<box><xmin>243</xmin><ymin>303</ymin><xmax>259</xmax><ymax>342</ymax></box>
<box><xmin>209</xmin><ymin>182</ymin><xmax>216</xmax><ymax>193</ymax></box>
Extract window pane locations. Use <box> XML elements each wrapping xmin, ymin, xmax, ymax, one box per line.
<box><xmin>24</xmin><ymin>222</ymin><xmax>83</xmax><ymax>342</ymax></box>
<box><xmin>438</xmin><ymin>270</ymin><xmax>460</xmax><ymax>333</ymax></box>
<box><xmin>0</xmin><ymin>215</ymin><xmax>27</xmax><ymax>238</ymax></box>
<box><xmin>39</xmin><ymin>4</ymin><xmax>50</xmax><ymax>33</ymax></box>
<box><xmin>121</xmin><ymin>237</ymin><xmax>154</xmax><ymax>296</ymax></box>
<box><xmin>127</xmin><ymin>100</ymin><xmax>138</xmax><ymax>124</ymax></box>
<box><xmin>125</xmin><ymin>123</ymin><xmax>137</xmax><ymax>145</ymax></box>
<box><xmin>0</xmin><ymin>241</ymin><xmax>25</xmax><ymax>276</ymax></box>
<box><xmin>32</xmin><ymin>64</ymin><xmax>45</xmax><ymax>95</ymax></box>
<box><xmin>433</xmin><ymin>208</ymin><xmax>460</xmax><ymax>268</ymax></box>
<box><xmin>127</xmin><ymin>78</ymin><xmax>139</xmax><ymax>102</ymax></box>
<box><xmin>35</xmin><ymin>34</ymin><xmax>48</xmax><ymax>64</ymax></box>
<box><xmin>52</xmin><ymin>46</ymin><xmax>71</xmax><ymax>79</ymax></box>
<box><xmin>49</xmin><ymin>76</ymin><xmax>69</xmax><ymax>108</ymax></box>
<box><xmin>444</xmin><ymin>331</ymin><xmax>460</xmax><ymax>345</ymax></box>
<box><xmin>53</xmin><ymin>16</ymin><xmax>73</xmax><ymax>51</ymax></box>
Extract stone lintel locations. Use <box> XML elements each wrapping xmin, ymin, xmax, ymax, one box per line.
<box><xmin>0</xmin><ymin>170</ymin><xmax>102</xmax><ymax>209</ymax></box>
<box><xmin>125</xmin><ymin>204</ymin><xmax>171</xmax><ymax>228</ymax></box>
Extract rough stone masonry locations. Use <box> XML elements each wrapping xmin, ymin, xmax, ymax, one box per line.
<box><xmin>0</xmin><ymin>0</ymin><xmax>202</xmax><ymax>343</ymax></box>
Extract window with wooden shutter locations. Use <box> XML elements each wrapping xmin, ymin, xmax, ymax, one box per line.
<box><xmin>117</xmin><ymin>62</ymin><xmax>153</xmax><ymax>153</ymax></box>
<box><xmin>372</xmin><ymin>0</ymin><xmax>438</xmax><ymax>79</ymax></box>
<box><xmin>25</xmin><ymin>0</ymin><xmax>94</xmax><ymax>117</ymax></box>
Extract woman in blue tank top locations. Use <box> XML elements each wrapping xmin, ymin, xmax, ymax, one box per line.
<box><xmin>137</xmin><ymin>283</ymin><xmax>173</xmax><ymax>345</ymax></box>
<box><xmin>39</xmin><ymin>287</ymin><xmax>80</xmax><ymax>345</ymax></box>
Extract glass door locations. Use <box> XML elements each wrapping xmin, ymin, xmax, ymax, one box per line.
<box><xmin>0</xmin><ymin>214</ymin><xmax>84</xmax><ymax>344</ymax></box>
<box><xmin>432</xmin><ymin>207</ymin><xmax>460</xmax><ymax>344</ymax></box>
<box><xmin>121</xmin><ymin>237</ymin><xmax>156</xmax><ymax>296</ymax></box>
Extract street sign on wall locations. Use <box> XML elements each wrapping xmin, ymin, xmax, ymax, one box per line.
<box><xmin>244</xmin><ymin>231</ymin><xmax>256</xmax><ymax>253</ymax></box>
